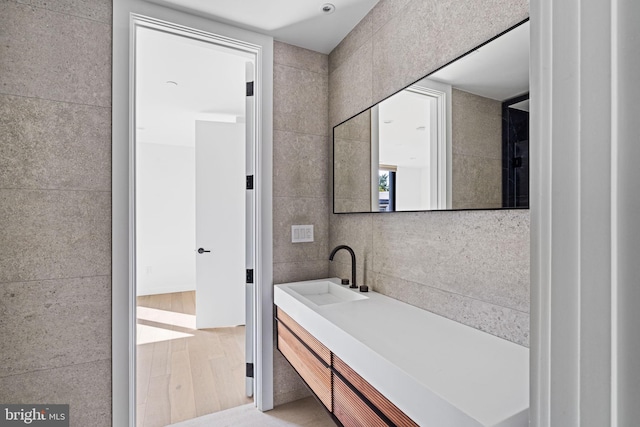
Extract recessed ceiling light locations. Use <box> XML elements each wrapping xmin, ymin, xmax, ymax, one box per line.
<box><xmin>383</xmin><ymin>120</ymin><xmax>394</xmax><ymax>124</ymax></box>
<box><xmin>166</xmin><ymin>80</ymin><xmax>178</xmax><ymax>86</ymax></box>
<box><xmin>416</xmin><ymin>126</ymin><xmax>426</xmax><ymax>131</ymax></box>
<box><xmin>321</xmin><ymin>3</ymin><xmax>335</xmax><ymax>14</ymax></box>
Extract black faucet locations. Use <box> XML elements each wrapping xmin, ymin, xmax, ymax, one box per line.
<box><xmin>329</xmin><ymin>245</ymin><xmax>357</xmax><ymax>289</ymax></box>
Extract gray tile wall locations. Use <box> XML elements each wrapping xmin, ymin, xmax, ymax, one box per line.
<box><xmin>272</xmin><ymin>42</ymin><xmax>330</xmax><ymax>405</ymax></box>
<box><xmin>333</xmin><ymin>110</ymin><xmax>372</xmax><ymax>213</ymax></box>
<box><xmin>0</xmin><ymin>0</ymin><xmax>112</xmax><ymax>425</ymax></box>
<box><xmin>328</xmin><ymin>0</ymin><xmax>531</xmax><ymax>346</ymax></box>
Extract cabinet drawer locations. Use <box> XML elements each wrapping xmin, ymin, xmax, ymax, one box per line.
<box><xmin>277</xmin><ymin>321</ymin><xmax>332</xmax><ymax>410</ymax></box>
<box><xmin>276</xmin><ymin>307</ymin><xmax>331</xmax><ymax>364</ymax></box>
<box><xmin>334</xmin><ymin>374</ymin><xmax>388</xmax><ymax>427</ymax></box>
<box><xmin>334</xmin><ymin>355</ymin><xmax>418</xmax><ymax>427</ymax></box>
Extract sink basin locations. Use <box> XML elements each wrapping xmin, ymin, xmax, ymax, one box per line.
<box><xmin>285</xmin><ymin>280</ymin><xmax>369</xmax><ymax>306</ymax></box>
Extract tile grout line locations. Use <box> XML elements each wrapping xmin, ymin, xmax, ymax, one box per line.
<box><xmin>329</xmin><ymin>10</ymin><xmax>374</xmax><ymax>75</ymax></box>
<box><xmin>0</xmin><ymin>91</ymin><xmax>112</xmax><ymax>110</ymax></box>
<box><xmin>8</xmin><ymin>0</ymin><xmax>112</xmax><ymax>26</ymax></box>
<box><xmin>0</xmin><ymin>274</ymin><xmax>111</xmax><ymax>286</ymax></box>
<box><xmin>272</xmin><ymin>196</ymin><xmax>328</xmax><ymax>200</ymax></box>
<box><xmin>273</xmin><ymin>128</ymin><xmax>329</xmax><ymax>138</ymax></box>
<box><xmin>354</xmin><ymin>268</ymin><xmax>530</xmax><ymax>315</ymax></box>
<box><xmin>329</xmin><ymin>33</ymin><xmax>373</xmax><ymax>80</ymax></box>
<box><xmin>370</xmin><ymin>0</ymin><xmax>415</xmax><ymax>41</ymax></box>
<box><xmin>274</xmin><ymin>61</ymin><xmax>328</xmax><ymax>78</ymax></box>
<box><xmin>452</xmin><ymin>152</ymin><xmax>504</xmax><ymax>161</ymax></box>
<box><xmin>0</xmin><ymin>357</ymin><xmax>111</xmax><ymax>380</ymax></box>
<box><xmin>273</xmin><ymin>260</ymin><xmax>331</xmax><ymax>265</ymax></box>
<box><xmin>0</xmin><ymin>187</ymin><xmax>111</xmax><ymax>193</ymax></box>
<box><xmin>331</xmin><ymin>135</ymin><xmax>370</xmax><ymax>144</ymax></box>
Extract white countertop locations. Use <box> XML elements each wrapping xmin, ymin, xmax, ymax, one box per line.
<box><xmin>274</xmin><ymin>278</ymin><xmax>529</xmax><ymax>427</ymax></box>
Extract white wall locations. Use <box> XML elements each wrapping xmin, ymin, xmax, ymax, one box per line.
<box><xmin>136</xmin><ymin>142</ymin><xmax>195</xmax><ymax>296</ymax></box>
<box><xmin>395</xmin><ymin>166</ymin><xmax>430</xmax><ymax>211</ymax></box>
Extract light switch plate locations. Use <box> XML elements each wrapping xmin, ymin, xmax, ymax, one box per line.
<box><xmin>292</xmin><ymin>225</ymin><xmax>314</xmax><ymax>243</ymax></box>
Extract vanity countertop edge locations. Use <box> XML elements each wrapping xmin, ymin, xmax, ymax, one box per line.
<box><xmin>274</xmin><ymin>277</ymin><xmax>529</xmax><ymax>427</ymax></box>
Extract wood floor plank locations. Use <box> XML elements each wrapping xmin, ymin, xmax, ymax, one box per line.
<box><xmin>199</xmin><ymin>330</ymin><xmax>227</xmax><ymax>361</ymax></box>
<box><xmin>209</xmin><ymin>357</ymin><xmax>237</xmax><ymax>412</ymax></box>
<box><xmin>168</xmin><ymin>348</ymin><xmax>197</xmax><ymax>424</ymax></box>
<box><xmin>137</xmin><ymin>295</ymin><xmax>149</xmax><ymax>307</ymax></box>
<box><xmin>143</xmin><ymin>374</ymin><xmax>171</xmax><ymax>427</ymax></box>
<box><xmin>225</xmin><ymin>327</ymin><xmax>252</xmax><ymax>409</ymax></box>
<box><xmin>149</xmin><ymin>340</ymin><xmax>171</xmax><ymax>378</ymax></box>
<box><xmin>202</xmin><ymin>330</ymin><xmax>226</xmax><ymax>360</ymax></box>
<box><xmin>136</xmin><ymin>403</ymin><xmax>146</xmax><ymax>427</ymax></box>
<box><xmin>171</xmin><ymin>292</ymin><xmax>184</xmax><ymax>315</ymax></box>
<box><xmin>212</xmin><ymin>327</ymin><xmax>251</xmax><ymax>411</ymax></box>
<box><xmin>136</xmin><ymin>343</ymin><xmax>153</xmax><ymax>404</ymax></box>
<box><xmin>220</xmin><ymin>327</ymin><xmax>245</xmax><ymax>373</ymax></box>
<box><xmin>170</xmin><ymin>334</ymin><xmax>187</xmax><ymax>352</ymax></box>
<box><xmin>183</xmin><ymin>291</ymin><xmax>196</xmax><ymax>315</ymax></box>
<box><xmin>188</xmin><ymin>337</ymin><xmax>222</xmax><ymax>416</ymax></box>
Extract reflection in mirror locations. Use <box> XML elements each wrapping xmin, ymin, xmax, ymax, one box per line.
<box><xmin>333</xmin><ymin>20</ymin><xmax>529</xmax><ymax>213</ymax></box>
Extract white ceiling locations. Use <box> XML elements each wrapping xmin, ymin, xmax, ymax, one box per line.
<box><xmin>150</xmin><ymin>0</ymin><xmax>380</xmax><ymax>54</ymax></box>
<box><xmin>135</xmin><ymin>26</ymin><xmax>251</xmax><ymax>147</ymax></box>
<box><xmin>428</xmin><ymin>21</ymin><xmax>529</xmax><ymax>101</ymax></box>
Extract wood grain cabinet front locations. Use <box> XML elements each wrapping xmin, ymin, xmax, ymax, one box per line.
<box><xmin>276</xmin><ymin>308</ymin><xmax>331</xmax><ymax>364</ymax></box>
<box><xmin>333</xmin><ymin>374</ymin><xmax>388</xmax><ymax>427</ymax></box>
<box><xmin>334</xmin><ymin>355</ymin><xmax>419</xmax><ymax>427</ymax></box>
<box><xmin>276</xmin><ymin>308</ymin><xmax>332</xmax><ymax>410</ymax></box>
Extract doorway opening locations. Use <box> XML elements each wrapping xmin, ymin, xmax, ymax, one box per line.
<box><xmin>133</xmin><ymin>18</ymin><xmax>255</xmax><ymax>426</ymax></box>
<box><xmin>371</xmin><ymin>84</ymin><xmax>448</xmax><ymax>211</ymax></box>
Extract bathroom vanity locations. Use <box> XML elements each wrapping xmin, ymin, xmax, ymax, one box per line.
<box><xmin>274</xmin><ymin>278</ymin><xmax>529</xmax><ymax>427</ymax></box>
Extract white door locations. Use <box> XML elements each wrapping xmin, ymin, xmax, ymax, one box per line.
<box><xmin>195</xmin><ymin>120</ymin><xmax>245</xmax><ymax>329</ymax></box>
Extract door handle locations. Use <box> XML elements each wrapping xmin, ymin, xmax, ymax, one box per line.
<box><xmin>197</xmin><ymin>248</ymin><xmax>211</xmax><ymax>254</ymax></box>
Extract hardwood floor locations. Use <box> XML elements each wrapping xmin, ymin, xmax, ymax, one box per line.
<box><xmin>137</xmin><ymin>291</ymin><xmax>252</xmax><ymax>427</ymax></box>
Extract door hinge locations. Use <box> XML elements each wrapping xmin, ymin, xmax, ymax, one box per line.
<box><xmin>246</xmin><ymin>175</ymin><xmax>254</xmax><ymax>190</ymax></box>
<box><xmin>246</xmin><ymin>269</ymin><xmax>254</xmax><ymax>284</ymax></box>
<box><xmin>246</xmin><ymin>362</ymin><xmax>254</xmax><ymax>378</ymax></box>
<box><xmin>246</xmin><ymin>81</ymin><xmax>254</xmax><ymax>97</ymax></box>
<box><xmin>513</xmin><ymin>157</ymin><xmax>523</xmax><ymax>168</ymax></box>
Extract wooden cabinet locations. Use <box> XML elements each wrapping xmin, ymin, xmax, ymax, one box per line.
<box><xmin>276</xmin><ymin>308</ymin><xmax>332</xmax><ymax>410</ymax></box>
<box><xmin>276</xmin><ymin>307</ymin><xmax>418</xmax><ymax>427</ymax></box>
<box><xmin>277</xmin><ymin>308</ymin><xmax>331</xmax><ymax>364</ymax></box>
<box><xmin>333</xmin><ymin>374</ymin><xmax>388</xmax><ymax>427</ymax></box>
<box><xmin>333</xmin><ymin>356</ymin><xmax>418</xmax><ymax>427</ymax></box>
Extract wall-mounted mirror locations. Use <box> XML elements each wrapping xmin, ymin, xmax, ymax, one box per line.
<box><xmin>333</xmin><ymin>20</ymin><xmax>529</xmax><ymax>213</ymax></box>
